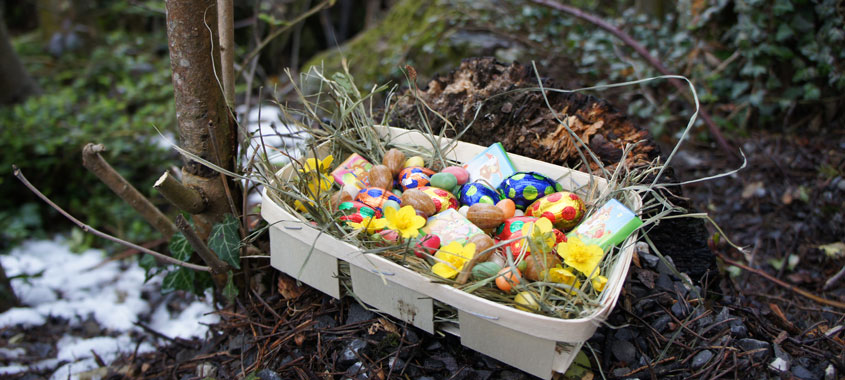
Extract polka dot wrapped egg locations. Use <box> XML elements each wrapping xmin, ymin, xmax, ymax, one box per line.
<box><xmin>399</xmin><ymin>166</ymin><xmax>435</xmax><ymax>191</ymax></box>
<box><xmin>458</xmin><ymin>182</ymin><xmax>501</xmax><ymax>207</ymax></box>
<box><xmin>498</xmin><ymin>172</ymin><xmax>564</xmax><ymax>211</ymax></box>
<box><xmin>418</xmin><ymin>186</ymin><xmax>459</xmax><ymax>213</ymax></box>
<box><xmin>356</xmin><ymin>187</ymin><xmax>401</xmax><ymax>213</ymax></box>
<box><xmin>525</xmin><ymin>191</ymin><xmax>586</xmax><ymax>231</ymax></box>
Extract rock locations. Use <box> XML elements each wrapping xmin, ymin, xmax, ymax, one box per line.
<box><xmin>338</xmin><ymin>339</ymin><xmax>369</xmax><ymax>369</ymax></box>
<box><xmin>314</xmin><ymin>315</ymin><xmax>338</xmax><ymax>329</ymax></box>
<box><xmin>715</xmin><ymin>307</ymin><xmax>731</xmax><ymax>323</ymax></box>
<box><xmin>611</xmin><ymin>340</ymin><xmax>637</xmax><ymax>364</ymax></box>
<box><xmin>389</xmin><ymin>357</ymin><xmax>405</xmax><ymax>371</ymax></box>
<box><xmin>227</xmin><ymin>334</ymin><xmax>247</xmax><ymax>354</ymax></box>
<box><xmin>344</xmin><ymin>362</ymin><xmax>369</xmax><ymax>379</ymax></box>
<box><xmin>737</xmin><ymin>338</ymin><xmax>771</xmax><ymax>361</ymax></box>
<box><xmin>425</xmin><ymin>341</ymin><xmax>442</xmax><ymax>351</ymax></box>
<box><xmin>825</xmin><ymin>363</ymin><xmax>836</xmax><ymax>380</ymax></box>
<box><xmin>423</xmin><ymin>357</ymin><xmax>445</xmax><ymax>371</ymax></box>
<box><xmin>640</xmin><ymin>253</ymin><xmax>660</xmax><ymax>268</ymax></box>
<box><xmin>769</xmin><ymin>357</ymin><xmax>790</xmax><ymax>373</ymax></box>
<box><xmin>435</xmin><ymin>354</ymin><xmax>459</xmax><ymax>372</ymax></box>
<box><xmin>691</xmin><ymin>350</ymin><xmax>714</xmax><ymax>370</ymax></box>
<box><xmin>611</xmin><ymin>367</ymin><xmax>630</xmax><ymax>377</ymax></box>
<box><xmin>652</xmin><ymin>315</ymin><xmax>671</xmax><ymax>333</ymax></box>
<box><xmin>497</xmin><ymin>370</ymin><xmax>529</xmax><ymax>380</ymax></box>
<box><xmin>792</xmin><ymin>365</ymin><xmax>820</xmax><ymax>380</ymax></box>
<box><xmin>730</xmin><ymin>323</ymin><xmax>748</xmax><ymax>338</ymax></box>
<box><xmin>635</xmin><ymin>298</ymin><xmax>655</xmax><ymax>314</ymax></box>
<box><xmin>671</xmin><ymin>302</ymin><xmax>688</xmax><ymax>318</ymax></box>
<box><xmin>656</xmin><ymin>255</ymin><xmax>677</xmax><ymax>276</ymax></box>
<box><xmin>404</xmin><ymin>329</ymin><xmax>420</xmax><ymax>345</ymax></box>
<box><xmin>614</xmin><ymin>328</ymin><xmax>636</xmax><ymax>341</ymax></box>
<box><xmin>346</xmin><ymin>302</ymin><xmax>375</xmax><ymax>324</ymax></box>
<box><xmin>656</xmin><ymin>273</ymin><xmax>674</xmax><ymax>291</ymax></box>
<box><xmin>256</xmin><ymin>368</ymin><xmax>283</xmax><ymax>380</ymax></box>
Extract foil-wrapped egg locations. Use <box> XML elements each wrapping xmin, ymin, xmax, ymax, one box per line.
<box><xmin>494</xmin><ymin>216</ymin><xmax>538</xmax><ymax>241</ymax></box>
<box><xmin>417</xmin><ymin>186</ymin><xmax>459</xmax><ymax>213</ymax></box>
<box><xmin>525</xmin><ymin>192</ymin><xmax>586</xmax><ymax>231</ymax></box>
<box><xmin>498</xmin><ymin>172</ymin><xmax>564</xmax><ymax>210</ymax></box>
<box><xmin>355</xmin><ymin>187</ymin><xmax>401</xmax><ymax>213</ymax></box>
<box><xmin>398</xmin><ymin>166</ymin><xmax>435</xmax><ymax>191</ymax></box>
<box><xmin>458</xmin><ymin>182</ymin><xmax>501</xmax><ymax>207</ymax></box>
<box><xmin>338</xmin><ymin>201</ymin><xmax>380</xmax><ymax>223</ymax></box>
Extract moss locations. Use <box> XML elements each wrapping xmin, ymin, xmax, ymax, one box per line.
<box><xmin>303</xmin><ymin>0</ymin><xmax>462</xmax><ymax>87</ymax></box>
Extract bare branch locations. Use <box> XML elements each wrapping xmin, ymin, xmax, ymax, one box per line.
<box><xmin>154</xmin><ymin>171</ymin><xmax>207</xmax><ymax>214</ymax></box>
<box><xmin>12</xmin><ymin>165</ymin><xmax>210</xmax><ymax>272</ymax></box>
<box><xmin>82</xmin><ymin>143</ymin><xmax>178</xmax><ymax>238</ymax></box>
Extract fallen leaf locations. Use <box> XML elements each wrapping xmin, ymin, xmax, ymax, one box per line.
<box><xmin>632</xmin><ymin>251</ymin><xmax>641</xmax><ymax>268</ymax></box>
<box><xmin>741</xmin><ymin>181</ymin><xmax>764</xmax><ymax>199</ymax></box>
<box><xmin>636</xmin><ymin>269</ymin><xmax>655</xmax><ymax>289</ymax></box>
<box><xmin>277</xmin><ymin>273</ymin><xmax>305</xmax><ymax>299</ymax></box>
<box><xmin>819</xmin><ymin>242</ymin><xmax>845</xmax><ymax>259</ymax></box>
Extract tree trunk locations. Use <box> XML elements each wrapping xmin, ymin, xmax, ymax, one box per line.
<box><xmin>164</xmin><ymin>0</ymin><xmax>239</xmax><ymax>238</ymax></box>
<box><xmin>0</xmin><ymin>15</ymin><xmax>41</xmax><ymax>105</ymax></box>
<box><xmin>0</xmin><ymin>261</ymin><xmax>18</xmax><ymax>312</ymax></box>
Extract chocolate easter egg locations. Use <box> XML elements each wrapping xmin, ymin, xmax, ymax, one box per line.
<box><xmin>502</xmin><ymin>228</ymin><xmax>566</xmax><ymax>258</ymax></box>
<box><xmin>494</xmin><ymin>216</ymin><xmax>537</xmax><ymax>241</ymax></box>
<box><xmin>338</xmin><ymin>201</ymin><xmax>380</xmax><ymax>223</ymax></box>
<box><xmin>418</xmin><ymin>186</ymin><xmax>459</xmax><ymax>213</ymax></box>
<box><xmin>355</xmin><ymin>187</ymin><xmax>401</xmax><ymax>213</ymax></box>
<box><xmin>525</xmin><ymin>192</ymin><xmax>586</xmax><ymax>231</ymax></box>
<box><xmin>398</xmin><ymin>166</ymin><xmax>435</xmax><ymax>191</ymax></box>
<box><xmin>458</xmin><ymin>182</ymin><xmax>501</xmax><ymax>207</ymax></box>
<box><xmin>498</xmin><ymin>172</ymin><xmax>564</xmax><ymax>210</ymax></box>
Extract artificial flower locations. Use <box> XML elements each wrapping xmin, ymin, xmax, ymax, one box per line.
<box><xmin>555</xmin><ymin>236</ymin><xmax>604</xmax><ymax>278</ymax></box>
<box><xmin>520</xmin><ymin>217</ymin><xmax>557</xmax><ymax>253</ymax></box>
<box><xmin>300</xmin><ymin>155</ymin><xmax>334</xmax><ymax>174</ymax></box>
<box><xmin>346</xmin><ymin>216</ymin><xmax>388</xmax><ymax>234</ymax></box>
<box><xmin>431</xmin><ymin>241</ymin><xmax>477</xmax><ymax>279</ymax></box>
<box><xmin>592</xmin><ymin>275</ymin><xmax>608</xmax><ymax>292</ymax></box>
<box><xmin>384</xmin><ymin>205</ymin><xmax>426</xmax><ymax>239</ymax></box>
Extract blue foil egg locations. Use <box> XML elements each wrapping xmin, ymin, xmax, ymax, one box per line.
<box><xmin>498</xmin><ymin>172</ymin><xmax>564</xmax><ymax>210</ymax></box>
<box><xmin>458</xmin><ymin>182</ymin><xmax>501</xmax><ymax>207</ymax></box>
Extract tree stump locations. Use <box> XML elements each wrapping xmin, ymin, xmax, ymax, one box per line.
<box><xmin>391</xmin><ymin>57</ymin><xmax>715</xmax><ymax>280</ymax></box>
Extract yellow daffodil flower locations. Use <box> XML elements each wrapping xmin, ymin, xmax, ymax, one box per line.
<box><xmin>300</xmin><ymin>155</ymin><xmax>334</xmax><ymax>174</ymax></box>
<box><xmin>548</xmin><ymin>267</ymin><xmax>577</xmax><ymax>285</ymax></box>
<box><xmin>384</xmin><ymin>205</ymin><xmax>426</xmax><ymax>239</ymax></box>
<box><xmin>431</xmin><ymin>241</ymin><xmax>477</xmax><ymax>279</ymax></box>
<box><xmin>592</xmin><ymin>275</ymin><xmax>608</xmax><ymax>292</ymax></box>
<box><xmin>555</xmin><ymin>236</ymin><xmax>604</xmax><ymax>278</ymax></box>
<box><xmin>294</xmin><ymin>173</ymin><xmax>335</xmax><ymax>212</ymax></box>
<box><xmin>520</xmin><ymin>217</ymin><xmax>556</xmax><ymax>253</ymax></box>
<box><xmin>346</xmin><ymin>216</ymin><xmax>388</xmax><ymax>234</ymax></box>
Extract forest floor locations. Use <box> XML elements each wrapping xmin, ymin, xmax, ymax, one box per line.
<box><xmin>109</xmin><ymin>128</ymin><xmax>843</xmax><ymax>379</ymax></box>
<box><xmin>2</xmin><ymin>114</ymin><xmax>843</xmax><ymax>379</ymax></box>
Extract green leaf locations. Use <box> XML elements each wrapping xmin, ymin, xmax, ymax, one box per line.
<box><xmin>223</xmin><ymin>271</ymin><xmax>238</xmax><ymax>303</ymax></box>
<box><xmin>775</xmin><ymin>24</ymin><xmax>794</xmax><ymax>42</ymax></box>
<box><xmin>168</xmin><ymin>232</ymin><xmax>193</xmax><ymax>261</ymax></box>
<box><xmin>162</xmin><ymin>268</ymin><xmax>195</xmax><ymax>293</ymax></box>
<box><xmin>208</xmin><ymin>214</ymin><xmax>242</xmax><ymax>269</ymax></box>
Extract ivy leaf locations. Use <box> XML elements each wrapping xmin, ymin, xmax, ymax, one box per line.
<box><xmin>168</xmin><ymin>232</ymin><xmax>192</xmax><ymax>261</ymax></box>
<box><xmin>223</xmin><ymin>271</ymin><xmax>238</xmax><ymax>303</ymax></box>
<box><xmin>162</xmin><ymin>268</ymin><xmax>195</xmax><ymax>293</ymax></box>
<box><xmin>139</xmin><ymin>254</ymin><xmax>163</xmax><ymax>283</ymax></box>
<box><xmin>208</xmin><ymin>214</ymin><xmax>241</xmax><ymax>269</ymax></box>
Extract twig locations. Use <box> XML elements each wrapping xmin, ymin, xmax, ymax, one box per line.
<box><xmin>154</xmin><ymin>171</ymin><xmax>207</xmax><ymax>214</ymax></box>
<box><xmin>720</xmin><ymin>254</ymin><xmax>845</xmax><ymax>309</ymax></box>
<box><xmin>530</xmin><ymin>0</ymin><xmax>738</xmax><ymax>160</ymax></box>
<box><xmin>824</xmin><ymin>263</ymin><xmax>845</xmax><ymax>290</ymax></box>
<box><xmin>175</xmin><ymin>215</ymin><xmax>230</xmax><ymax>286</ymax></box>
<box><xmin>217</xmin><ymin>0</ymin><xmax>235</xmax><ymax>107</ymax></box>
<box><xmin>12</xmin><ymin>165</ymin><xmax>210</xmax><ymax>272</ymax></box>
<box><xmin>82</xmin><ymin>143</ymin><xmax>177</xmax><ymax>238</ymax></box>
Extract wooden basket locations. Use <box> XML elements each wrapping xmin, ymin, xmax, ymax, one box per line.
<box><xmin>261</xmin><ymin>126</ymin><xmax>641</xmax><ymax>379</ymax></box>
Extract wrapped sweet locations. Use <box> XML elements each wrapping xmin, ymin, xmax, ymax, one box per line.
<box><xmin>525</xmin><ymin>192</ymin><xmax>586</xmax><ymax>231</ymax></box>
<box><xmin>356</xmin><ymin>187</ymin><xmax>401</xmax><ymax>213</ymax></box>
<box><xmin>458</xmin><ymin>182</ymin><xmax>501</xmax><ymax>207</ymax></box>
<box><xmin>399</xmin><ymin>166</ymin><xmax>435</xmax><ymax>191</ymax></box>
<box><xmin>498</xmin><ymin>172</ymin><xmax>564</xmax><ymax>210</ymax></box>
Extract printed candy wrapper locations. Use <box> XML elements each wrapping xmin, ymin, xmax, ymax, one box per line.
<box><xmin>462</xmin><ymin>143</ymin><xmax>516</xmax><ymax>188</ymax></box>
<box><xmin>331</xmin><ymin>153</ymin><xmax>372</xmax><ymax>187</ymax></box>
<box><xmin>567</xmin><ymin>199</ymin><xmax>642</xmax><ymax>251</ymax></box>
<box><xmin>421</xmin><ymin>209</ymin><xmax>484</xmax><ymax>245</ymax></box>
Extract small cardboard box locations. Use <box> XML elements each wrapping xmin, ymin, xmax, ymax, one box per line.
<box><xmin>261</xmin><ymin>126</ymin><xmax>641</xmax><ymax>379</ymax></box>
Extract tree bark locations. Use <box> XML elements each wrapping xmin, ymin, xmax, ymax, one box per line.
<box><xmin>165</xmin><ymin>0</ymin><xmax>239</xmax><ymax>238</ymax></box>
<box><xmin>0</xmin><ymin>15</ymin><xmax>41</xmax><ymax>105</ymax></box>
<box><xmin>0</xmin><ymin>261</ymin><xmax>18</xmax><ymax>313</ymax></box>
